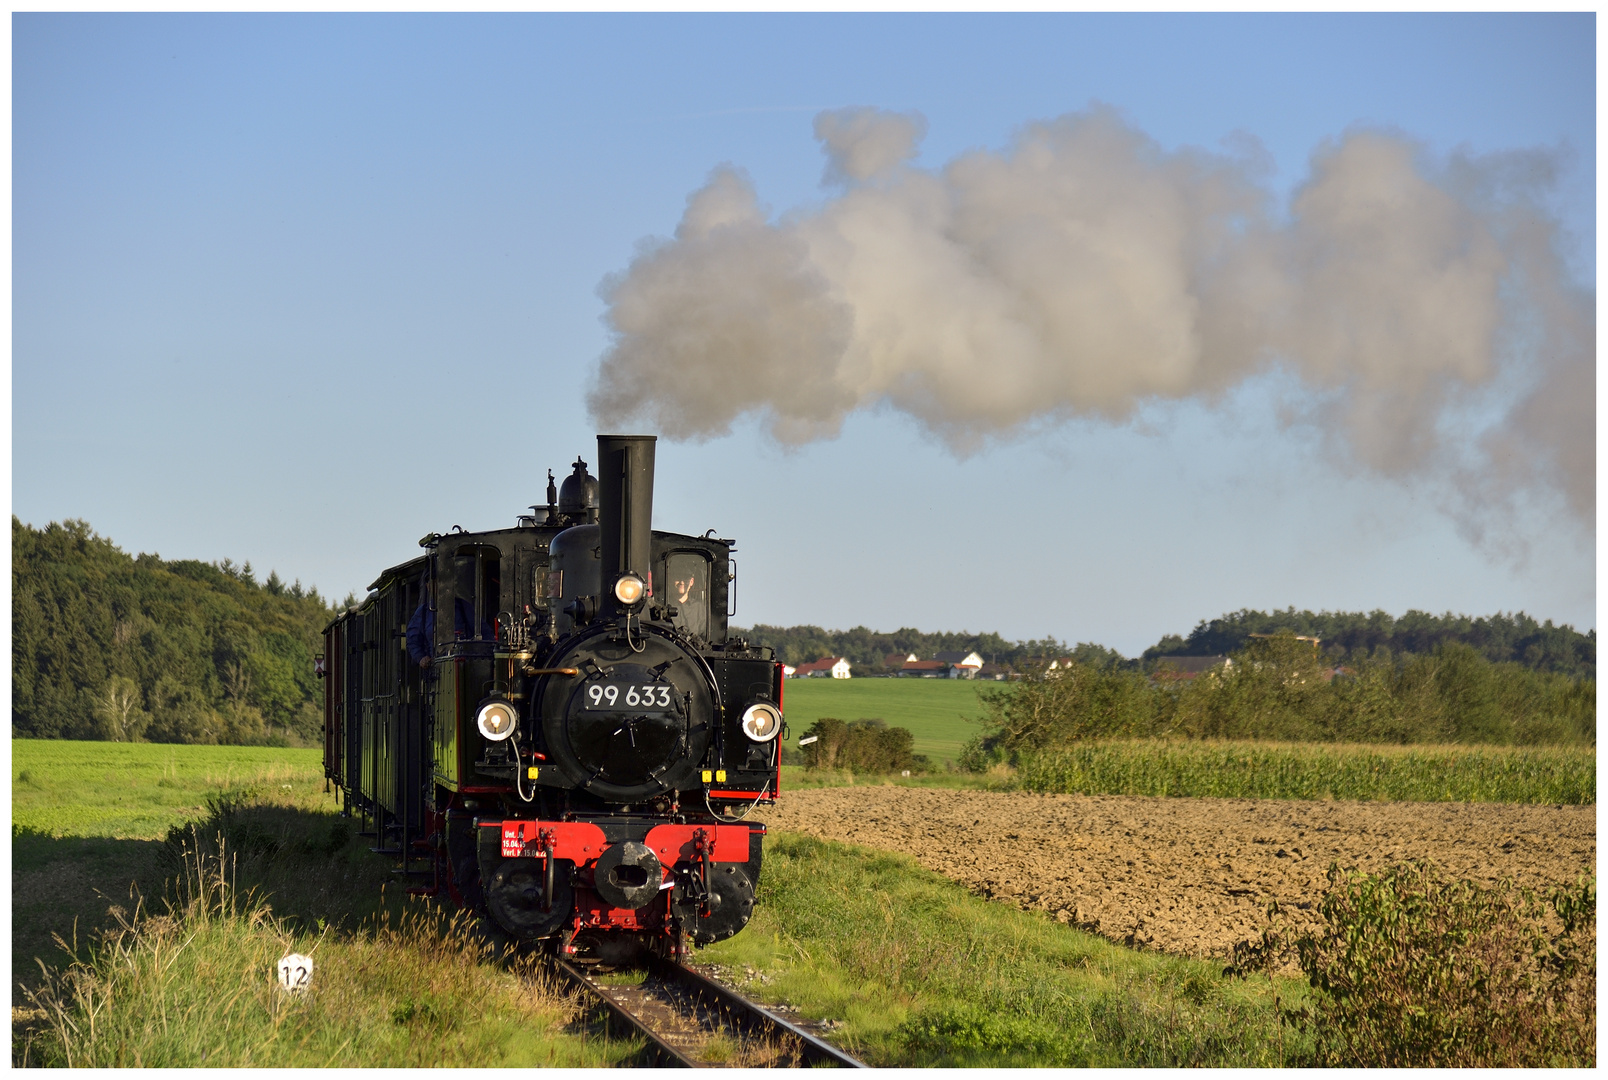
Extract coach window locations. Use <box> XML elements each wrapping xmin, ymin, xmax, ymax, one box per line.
<box><xmin>665</xmin><ymin>551</ymin><xmax>710</xmax><ymax>640</ymax></box>
<box><xmin>446</xmin><ymin>546</ymin><xmax>500</xmax><ymax>643</ymax></box>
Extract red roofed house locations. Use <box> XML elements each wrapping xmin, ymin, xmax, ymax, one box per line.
<box><xmin>794</xmin><ymin>656</ymin><xmax>851</xmax><ymax>679</ymax></box>
<box><xmin>934</xmin><ymin>651</ymin><xmax>985</xmax><ymax>678</ymax></box>
<box><xmin>901</xmin><ymin>651</ymin><xmax>985</xmax><ymax>678</ymax></box>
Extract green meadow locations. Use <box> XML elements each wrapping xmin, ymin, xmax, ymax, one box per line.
<box><xmin>14</xmin><ymin>738</ymin><xmax>1307</xmax><ymax>1067</ymax></box>
<box><xmin>781</xmin><ymin>677</ymin><xmax>989</xmax><ymax>762</ymax></box>
<box><xmin>15</xmin><ymin>738</ymin><xmax>1591</xmax><ymax>1066</ymax></box>
<box><xmin>13</xmin><ymin>740</ymin><xmax>326</xmax><ymax>838</ymax></box>
<box><xmin>11</xmin><ymin>740</ymin><xmax>330</xmax><ymax>995</ymax></box>
<box><xmin>12</xmin><ymin>740</ymin><xmax>623</xmax><ymax>1066</ymax></box>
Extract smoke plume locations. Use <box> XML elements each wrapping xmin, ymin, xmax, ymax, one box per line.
<box><xmin>589</xmin><ymin>106</ymin><xmax>1594</xmax><ymax>530</ymax></box>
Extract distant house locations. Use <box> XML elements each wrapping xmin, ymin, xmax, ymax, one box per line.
<box><xmin>1020</xmin><ymin>656</ymin><xmax>1065</xmax><ymax>670</ymax></box>
<box><xmin>897</xmin><ymin>659</ymin><xmax>948</xmax><ymax>678</ymax></box>
<box><xmin>885</xmin><ymin>652</ymin><xmax>919</xmax><ymax>670</ymax></box>
<box><xmin>933</xmin><ymin>651</ymin><xmax>984</xmax><ymax>678</ymax></box>
<box><xmin>795</xmin><ymin>656</ymin><xmax>851</xmax><ymax>679</ymax></box>
<box><xmin>781</xmin><ymin>663</ymin><xmax>797</xmax><ymax>678</ymax></box>
<box><xmin>976</xmin><ymin>662</ymin><xmax>1014</xmax><ymax>681</ymax></box>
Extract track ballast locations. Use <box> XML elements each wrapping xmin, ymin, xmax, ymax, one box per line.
<box><xmin>556</xmin><ymin>956</ymin><xmax>868</xmax><ymax>1068</ymax></box>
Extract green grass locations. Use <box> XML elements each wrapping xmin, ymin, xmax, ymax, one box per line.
<box><xmin>14</xmin><ymin>823</ymin><xmax>629</xmax><ymax>1067</ymax></box>
<box><xmin>698</xmin><ymin>832</ymin><xmax>1310</xmax><ymax>1066</ymax></box>
<box><xmin>13</xmin><ymin>739</ymin><xmax>325</xmax><ymax>838</ymax></box>
<box><xmin>40</xmin><ymin>737</ymin><xmax>1577</xmax><ymax>1066</ymax></box>
<box><xmin>11</xmin><ymin>740</ymin><xmax>332</xmax><ymax>994</ymax></box>
<box><xmin>782</xmin><ymin>678</ymin><xmax>989</xmax><ymax>762</ymax></box>
<box><xmin>12</xmin><ymin>741</ymin><xmax>635</xmax><ymax>1066</ymax></box>
<box><xmin>1016</xmin><ymin>740</ymin><xmax>1596</xmax><ymax>804</ymax></box>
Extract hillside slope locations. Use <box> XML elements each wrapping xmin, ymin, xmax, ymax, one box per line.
<box><xmin>13</xmin><ymin>517</ymin><xmax>334</xmax><ymax>745</ymax></box>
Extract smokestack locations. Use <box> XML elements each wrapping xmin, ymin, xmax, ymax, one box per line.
<box><xmin>597</xmin><ymin>434</ymin><xmax>656</xmax><ymax>619</ymax></box>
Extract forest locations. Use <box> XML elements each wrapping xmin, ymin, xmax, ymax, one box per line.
<box><xmin>12</xmin><ymin>518</ymin><xmax>335</xmax><ymax>745</ymax></box>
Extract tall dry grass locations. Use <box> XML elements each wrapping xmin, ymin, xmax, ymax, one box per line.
<box><xmin>14</xmin><ymin>814</ymin><xmax>622</xmax><ymax>1067</ymax></box>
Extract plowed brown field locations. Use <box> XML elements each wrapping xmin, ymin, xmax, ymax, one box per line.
<box><xmin>756</xmin><ymin>787</ymin><xmax>1596</xmax><ymax>961</ymax></box>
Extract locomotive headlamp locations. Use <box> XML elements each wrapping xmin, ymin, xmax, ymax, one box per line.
<box><xmin>476</xmin><ymin>699</ymin><xmax>518</xmax><ymax>742</ymax></box>
<box><xmin>613</xmin><ymin>573</ymin><xmax>647</xmax><ymax>607</ymax></box>
<box><xmin>740</xmin><ymin>702</ymin><xmax>782</xmax><ymax>743</ymax></box>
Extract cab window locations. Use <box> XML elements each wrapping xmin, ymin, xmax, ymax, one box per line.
<box><xmin>445</xmin><ymin>546</ymin><xmax>499</xmax><ymax>642</ymax></box>
<box><xmin>665</xmin><ymin>552</ymin><xmax>710</xmax><ymax>639</ymax></box>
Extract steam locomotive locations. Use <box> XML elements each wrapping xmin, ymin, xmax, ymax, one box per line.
<box><xmin>321</xmin><ymin>435</ymin><xmax>783</xmax><ymax>962</ymax></box>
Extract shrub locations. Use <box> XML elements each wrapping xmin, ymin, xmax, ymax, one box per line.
<box><xmin>956</xmin><ymin>734</ymin><xmax>1005</xmax><ymax>774</ymax></box>
<box><xmin>1236</xmin><ymin>862</ymin><xmax>1595</xmax><ymax>1066</ymax></box>
<box><xmin>799</xmin><ymin>718</ymin><xmax>917</xmax><ymax>774</ymax></box>
<box><xmin>979</xmin><ymin>663</ymin><xmax>1155</xmax><ymax>753</ymax></box>
<box><xmin>1169</xmin><ymin>636</ymin><xmax>1333</xmax><ymax>740</ymax></box>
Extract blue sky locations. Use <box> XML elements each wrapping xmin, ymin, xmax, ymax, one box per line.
<box><xmin>12</xmin><ymin>14</ymin><xmax>1596</xmax><ymax>656</ymax></box>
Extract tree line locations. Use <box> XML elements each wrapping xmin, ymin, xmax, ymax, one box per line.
<box><xmin>12</xmin><ymin>518</ymin><xmax>336</xmax><ymax>746</ymax></box>
<box><xmin>739</xmin><ymin>607</ymin><xmax>1594</xmax><ymax>681</ymax></box>
<box><xmin>962</xmin><ymin>634</ymin><xmax>1594</xmax><ymax>771</ymax></box>
<box><xmin>14</xmin><ymin>516</ymin><xmax>1595</xmax><ymax>749</ymax></box>
<box><xmin>1145</xmin><ymin>607</ymin><xmax>1594</xmax><ymax>680</ymax></box>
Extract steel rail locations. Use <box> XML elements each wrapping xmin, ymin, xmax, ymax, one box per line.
<box><xmin>553</xmin><ymin>954</ymin><xmax>869</xmax><ymax>1068</ymax></box>
<box><xmin>555</xmin><ymin>958</ymin><xmax>698</xmax><ymax>1067</ymax></box>
<box><xmin>654</xmin><ymin>956</ymin><xmax>870</xmax><ymax>1068</ymax></box>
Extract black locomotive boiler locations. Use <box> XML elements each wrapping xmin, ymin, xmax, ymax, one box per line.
<box><xmin>321</xmin><ymin>435</ymin><xmax>783</xmax><ymax>962</ymax></box>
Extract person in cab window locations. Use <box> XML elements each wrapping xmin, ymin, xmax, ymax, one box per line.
<box><xmin>406</xmin><ymin>582</ymin><xmax>487</xmax><ymax>672</ymax></box>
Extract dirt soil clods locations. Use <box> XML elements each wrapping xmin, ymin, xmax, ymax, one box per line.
<box><xmin>757</xmin><ymin>788</ymin><xmax>1596</xmax><ymax>959</ymax></box>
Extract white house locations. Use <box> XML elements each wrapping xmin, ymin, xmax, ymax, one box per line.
<box><xmin>795</xmin><ymin>656</ymin><xmax>851</xmax><ymax>679</ymax></box>
<box><xmin>781</xmin><ymin>664</ymin><xmax>797</xmax><ymax>678</ymax></box>
<box><xmin>933</xmin><ymin>651</ymin><xmax>985</xmax><ymax>679</ymax></box>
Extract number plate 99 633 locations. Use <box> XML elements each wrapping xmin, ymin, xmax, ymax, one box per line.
<box><xmin>583</xmin><ymin>681</ymin><xmax>673</xmax><ymax>710</ymax></box>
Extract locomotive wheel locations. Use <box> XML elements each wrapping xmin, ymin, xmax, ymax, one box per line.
<box><xmin>487</xmin><ymin>857</ymin><xmax>575</xmax><ymax>941</ymax></box>
<box><xmin>672</xmin><ymin>863</ymin><xmax>756</xmax><ymax>944</ymax></box>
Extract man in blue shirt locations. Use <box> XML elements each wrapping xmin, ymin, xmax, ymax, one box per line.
<box><xmin>406</xmin><ymin>586</ymin><xmax>487</xmax><ymax>671</ymax></box>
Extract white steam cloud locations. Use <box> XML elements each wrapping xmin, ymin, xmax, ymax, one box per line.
<box><xmin>589</xmin><ymin>106</ymin><xmax>1593</xmax><ymax>531</ymax></box>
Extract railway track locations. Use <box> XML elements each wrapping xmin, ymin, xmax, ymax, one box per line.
<box><xmin>555</xmin><ymin>955</ymin><xmax>869</xmax><ymax>1068</ymax></box>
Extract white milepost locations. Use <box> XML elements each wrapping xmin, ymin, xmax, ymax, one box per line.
<box><xmin>277</xmin><ymin>953</ymin><xmax>313</xmax><ymax>994</ymax></box>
